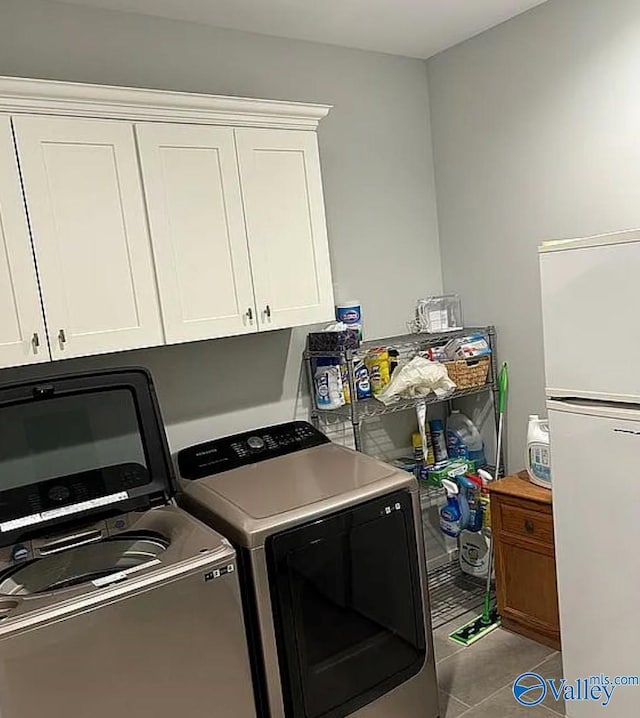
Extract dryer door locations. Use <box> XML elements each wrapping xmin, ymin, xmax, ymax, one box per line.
<box><xmin>267</xmin><ymin>490</ymin><xmax>426</xmax><ymax>718</ymax></box>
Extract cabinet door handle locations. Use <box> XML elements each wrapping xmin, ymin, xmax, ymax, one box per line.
<box><xmin>31</xmin><ymin>332</ymin><xmax>40</xmax><ymax>354</ymax></box>
<box><xmin>524</xmin><ymin>519</ymin><xmax>535</xmax><ymax>534</ymax></box>
<box><xmin>58</xmin><ymin>329</ymin><xmax>67</xmax><ymax>348</ymax></box>
<box><xmin>265</xmin><ymin>304</ymin><xmax>271</xmax><ymax>319</ymax></box>
<box><xmin>246</xmin><ymin>307</ymin><xmax>253</xmax><ymax>321</ymax></box>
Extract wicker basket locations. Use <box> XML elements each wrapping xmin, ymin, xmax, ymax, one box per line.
<box><xmin>444</xmin><ymin>356</ymin><xmax>490</xmax><ymax>389</ymax></box>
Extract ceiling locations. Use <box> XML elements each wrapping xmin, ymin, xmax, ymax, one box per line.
<box><xmin>52</xmin><ymin>0</ymin><xmax>549</xmax><ymax>59</ymax></box>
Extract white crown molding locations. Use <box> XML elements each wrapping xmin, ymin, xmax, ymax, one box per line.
<box><xmin>0</xmin><ymin>76</ymin><xmax>332</xmax><ymax>130</ymax></box>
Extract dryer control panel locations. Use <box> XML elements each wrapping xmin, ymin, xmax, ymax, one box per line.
<box><xmin>178</xmin><ymin>421</ymin><xmax>330</xmax><ymax>480</ymax></box>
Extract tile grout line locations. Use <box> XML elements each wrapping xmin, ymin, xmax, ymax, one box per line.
<box><xmin>441</xmin><ymin>690</ymin><xmax>472</xmax><ymax>710</ymax></box>
<box><xmin>436</xmin><ymin>644</ymin><xmax>465</xmax><ymax>666</ymax></box>
<box><xmin>441</xmin><ymin>647</ymin><xmax>560</xmax><ymax>717</ymax></box>
<box><xmin>528</xmin><ymin>651</ymin><xmax>565</xmax><ymax>717</ymax></box>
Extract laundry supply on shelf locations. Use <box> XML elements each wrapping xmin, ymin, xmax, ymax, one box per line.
<box><xmin>446</xmin><ymin>410</ymin><xmax>487</xmax><ymax>466</ymax></box>
<box><xmin>307</xmin><ymin>323</ymin><xmax>359</xmax><ymax>352</ymax></box>
<box><xmin>314</xmin><ymin>359</ymin><xmax>344</xmax><ymax>410</ymax></box>
<box><xmin>429</xmin><ymin>419</ymin><xmax>448</xmax><ymax>463</ymax></box>
<box><xmin>376</xmin><ymin>356</ymin><xmax>456</xmax><ymax>405</ymax></box>
<box><xmin>335</xmin><ymin>301</ymin><xmax>363</xmax><ymax>340</ymax></box>
<box><xmin>365</xmin><ymin>348</ymin><xmax>391</xmax><ymax>395</ymax></box>
<box><xmin>425</xmin><ymin>458</ymin><xmax>476</xmax><ymax>488</ymax></box>
<box><xmin>440</xmin><ymin>479</ymin><xmax>462</xmax><ymax>538</ymax></box>
<box><xmin>442</xmin><ymin>332</ymin><xmax>491</xmax><ymax>361</ymax></box>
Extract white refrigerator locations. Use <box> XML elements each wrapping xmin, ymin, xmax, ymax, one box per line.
<box><xmin>539</xmin><ymin>229</ymin><xmax>640</xmax><ymax>718</ymax></box>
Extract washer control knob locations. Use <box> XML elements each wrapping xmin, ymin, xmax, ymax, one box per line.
<box><xmin>247</xmin><ymin>436</ymin><xmax>265</xmax><ymax>451</ymax></box>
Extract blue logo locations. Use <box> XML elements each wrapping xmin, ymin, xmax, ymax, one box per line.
<box><xmin>514</xmin><ymin>672</ymin><xmax>638</xmax><ymax>708</ymax></box>
<box><xmin>513</xmin><ymin>673</ymin><xmax>547</xmax><ymax>707</ymax></box>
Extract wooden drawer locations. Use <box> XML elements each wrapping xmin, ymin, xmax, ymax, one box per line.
<box><xmin>497</xmin><ymin>502</ymin><xmax>554</xmax><ymax>546</ymax></box>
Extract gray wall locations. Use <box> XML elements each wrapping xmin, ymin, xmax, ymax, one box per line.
<box><xmin>0</xmin><ymin>0</ymin><xmax>442</xmax><ymax>452</ymax></box>
<box><xmin>427</xmin><ymin>0</ymin><xmax>640</xmax><ymax>470</ymax></box>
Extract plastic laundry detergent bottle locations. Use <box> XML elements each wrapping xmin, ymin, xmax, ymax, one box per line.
<box><xmin>459</xmin><ymin>530</ymin><xmax>491</xmax><ymax>579</ymax></box>
<box><xmin>526</xmin><ymin>415</ymin><xmax>552</xmax><ymax>490</ymax></box>
<box><xmin>440</xmin><ymin>479</ymin><xmax>462</xmax><ymax>538</ymax></box>
<box><xmin>446</xmin><ymin>411</ymin><xmax>486</xmax><ymax>466</ymax></box>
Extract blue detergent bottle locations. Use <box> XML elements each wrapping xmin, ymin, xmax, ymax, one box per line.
<box><xmin>440</xmin><ymin>479</ymin><xmax>462</xmax><ymax>538</ymax></box>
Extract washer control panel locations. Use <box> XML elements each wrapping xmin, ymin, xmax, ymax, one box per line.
<box><xmin>178</xmin><ymin>422</ymin><xmax>330</xmax><ymax>480</ymax></box>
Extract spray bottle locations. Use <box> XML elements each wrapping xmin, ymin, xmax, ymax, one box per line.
<box><xmin>458</xmin><ymin>474</ymin><xmax>483</xmax><ymax>532</ymax></box>
<box><xmin>440</xmin><ymin>479</ymin><xmax>462</xmax><ymax>538</ymax></box>
<box><xmin>457</xmin><ymin>475</ymin><xmax>491</xmax><ymax>577</ymax></box>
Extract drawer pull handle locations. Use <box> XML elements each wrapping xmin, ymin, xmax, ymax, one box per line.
<box><xmin>58</xmin><ymin>329</ymin><xmax>67</xmax><ymax>348</ymax></box>
<box><xmin>524</xmin><ymin>519</ymin><xmax>535</xmax><ymax>534</ymax></box>
<box><xmin>31</xmin><ymin>332</ymin><xmax>40</xmax><ymax>353</ymax></box>
<box><xmin>246</xmin><ymin>307</ymin><xmax>253</xmax><ymax>321</ymax></box>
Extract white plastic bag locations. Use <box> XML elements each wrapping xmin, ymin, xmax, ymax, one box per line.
<box><xmin>376</xmin><ymin>356</ymin><xmax>456</xmax><ymax>405</ymax></box>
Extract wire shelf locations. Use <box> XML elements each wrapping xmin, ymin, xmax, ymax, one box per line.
<box><xmin>428</xmin><ymin>560</ymin><xmax>490</xmax><ymax>630</ymax></box>
<box><xmin>314</xmin><ymin>383</ymin><xmax>492</xmax><ymax>421</ymax></box>
<box><xmin>420</xmin><ymin>484</ymin><xmax>444</xmax><ymax>509</ymax></box>
<box><xmin>304</xmin><ymin>326</ymin><xmax>492</xmax><ymax>359</ymax></box>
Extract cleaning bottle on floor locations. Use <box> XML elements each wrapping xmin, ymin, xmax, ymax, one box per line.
<box><xmin>440</xmin><ymin>479</ymin><xmax>462</xmax><ymax>538</ymax></box>
<box><xmin>526</xmin><ymin>415</ymin><xmax>552</xmax><ymax>490</ymax></box>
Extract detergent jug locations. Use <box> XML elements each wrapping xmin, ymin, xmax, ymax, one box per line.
<box><xmin>526</xmin><ymin>415</ymin><xmax>551</xmax><ymax>490</ymax></box>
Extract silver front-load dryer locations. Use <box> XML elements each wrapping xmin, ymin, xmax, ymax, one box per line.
<box><xmin>178</xmin><ymin>421</ymin><xmax>440</xmax><ymax>718</ymax></box>
<box><xmin>0</xmin><ymin>369</ymin><xmax>256</xmax><ymax>718</ymax></box>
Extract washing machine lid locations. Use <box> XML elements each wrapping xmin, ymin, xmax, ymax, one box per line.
<box><xmin>0</xmin><ymin>531</ymin><xmax>169</xmax><ymax>595</ymax></box>
<box><xmin>179</xmin><ymin>424</ymin><xmax>415</xmax><ymax>546</ymax></box>
<box><xmin>0</xmin><ymin>368</ymin><xmax>175</xmax><ymax>547</ymax></box>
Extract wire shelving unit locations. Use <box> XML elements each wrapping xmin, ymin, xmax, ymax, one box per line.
<box><xmin>303</xmin><ymin>325</ymin><xmax>502</xmax><ymax>628</ymax></box>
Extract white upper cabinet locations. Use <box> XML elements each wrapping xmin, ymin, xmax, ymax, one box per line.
<box><xmin>0</xmin><ymin>78</ymin><xmax>333</xmax><ymax>367</ymax></box>
<box><xmin>235</xmin><ymin>128</ymin><xmax>335</xmax><ymax>331</ymax></box>
<box><xmin>12</xmin><ymin>115</ymin><xmax>163</xmax><ymax>359</ymax></box>
<box><xmin>136</xmin><ymin>123</ymin><xmax>256</xmax><ymax>343</ymax></box>
<box><xmin>0</xmin><ymin>115</ymin><xmax>49</xmax><ymax>368</ymax></box>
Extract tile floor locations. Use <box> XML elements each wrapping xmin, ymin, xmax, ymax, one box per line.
<box><xmin>434</xmin><ymin>612</ymin><xmax>565</xmax><ymax>717</ymax></box>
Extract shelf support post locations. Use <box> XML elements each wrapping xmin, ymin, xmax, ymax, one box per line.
<box><xmin>345</xmin><ymin>349</ymin><xmax>362</xmax><ymax>451</ymax></box>
<box><xmin>303</xmin><ymin>350</ymin><xmax>321</xmax><ymax>430</ymax></box>
<box><xmin>487</xmin><ymin>325</ymin><xmax>505</xmax><ymax>475</ymax></box>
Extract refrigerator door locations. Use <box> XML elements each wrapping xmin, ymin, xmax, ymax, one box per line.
<box><xmin>548</xmin><ymin>400</ymin><xmax>640</xmax><ymax>718</ymax></box>
<box><xmin>540</xmin><ymin>232</ymin><xmax>640</xmax><ymax>402</ymax></box>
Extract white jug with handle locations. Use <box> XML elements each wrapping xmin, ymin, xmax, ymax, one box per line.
<box><xmin>526</xmin><ymin>415</ymin><xmax>552</xmax><ymax>490</ymax></box>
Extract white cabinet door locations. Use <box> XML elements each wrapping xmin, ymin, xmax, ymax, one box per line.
<box><xmin>0</xmin><ymin>115</ymin><xmax>49</xmax><ymax>368</ymax></box>
<box><xmin>235</xmin><ymin>128</ymin><xmax>334</xmax><ymax>331</ymax></box>
<box><xmin>12</xmin><ymin>115</ymin><xmax>163</xmax><ymax>360</ymax></box>
<box><xmin>136</xmin><ymin>123</ymin><xmax>256</xmax><ymax>343</ymax></box>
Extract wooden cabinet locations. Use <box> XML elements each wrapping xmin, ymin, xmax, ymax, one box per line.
<box><xmin>13</xmin><ymin>115</ymin><xmax>163</xmax><ymax>359</ymax></box>
<box><xmin>491</xmin><ymin>472</ymin><xmax>561</xmax><ymax>650</ymax></box>
<box><xmin>0</xmin><ymin>115</ymin><xmax>48</xmax><ymax>368</ymax></box>
<box><xmin>235</xmin><ymin>128</ymin><xmax>334</xmax><ymax>330</ymax></box>
<box><xmin>136</xmin><ymin>123</ymin><xmax>256</xmax><ymax>343</ymax></box>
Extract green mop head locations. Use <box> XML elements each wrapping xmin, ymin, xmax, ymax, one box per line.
<box><xmin>448</xmin><ymin>597</ymin><xmax>501</xmax><ymax>647</ymax></box>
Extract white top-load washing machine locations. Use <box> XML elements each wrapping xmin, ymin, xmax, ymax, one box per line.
<box><xmin>0</xmin><ymin>368</ymin><xmax>256</xmax><ymax>718</ymax></box>
<box><xmin>177</xmin><ymin>422</ymin><xmax>440</xmax><ymax>718</ymax></box>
